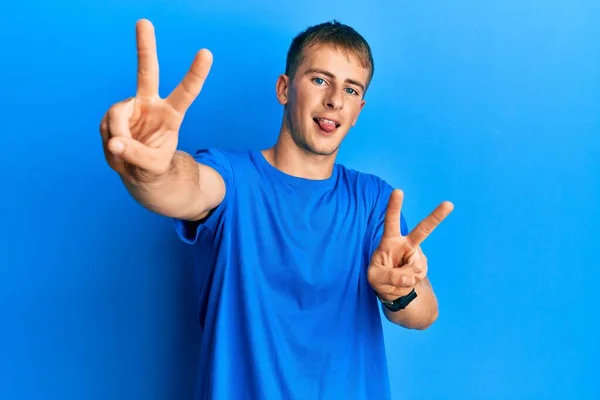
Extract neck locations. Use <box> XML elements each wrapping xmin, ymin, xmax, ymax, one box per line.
<box><xmin>261</xmin><ymin>123</ymin><xmax>337</xmax><ymax>181</ymax></box>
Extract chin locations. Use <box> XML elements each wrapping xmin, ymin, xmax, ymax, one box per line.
<box><xmin>290</xmin><ymin>134</ymin><xmax>337</xmax><ymax>157</ymax></box>
<box><xmin>303</xmin><ymin>137</ymin><xmax>342</xmax><ymax>157</ymax></box>
<box><xmin>308</xmin><ymin>146</ymin><xmax>339</xmax><ymax>157</ymax></box>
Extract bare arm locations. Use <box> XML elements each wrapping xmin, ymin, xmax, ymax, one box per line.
<box><xmin>119</xmin><ymin>150</ymin><xmax>225</xmax><ymax>221</ymax></box>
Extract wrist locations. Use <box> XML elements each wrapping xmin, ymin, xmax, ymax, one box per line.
<box><xmin>375</xmin><ymin>287</ymin><xmax>414</xmax><ymax>302</ymax></box>
<box><xmin>122</xmin><ymin>152</ymin><xmax>180</xmax><ymax>187</ymax></box>
<box><xmin>376</xmin><ymin>288</ymin><xmax>418</xmax><ymax>312</ymax></box>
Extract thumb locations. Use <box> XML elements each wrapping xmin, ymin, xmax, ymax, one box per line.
<box><xmin>383</xmin><ymin>189</ymin><xmax>404</xmax><ymax>238</ymax></box>
<box><xmin>107</xmin><ymin>136</ymin><xmax>169</xmax><ymax>176</ymax></box>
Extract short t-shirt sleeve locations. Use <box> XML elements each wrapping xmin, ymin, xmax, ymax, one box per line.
<box><xmin>367</xmin><ymin>178</ymin><xmax>409</xmax><ymax>259</ymax></box>
<box><xmin>172</xmin><ymin>148</ymin><xmax>235</xmax><ymax>244</ymax></box>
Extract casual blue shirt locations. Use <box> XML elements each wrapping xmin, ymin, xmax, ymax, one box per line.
<box><xmin>174</xmin><ymin>148</ymin><xmax>408</xmax><ymax>400</ymax></box>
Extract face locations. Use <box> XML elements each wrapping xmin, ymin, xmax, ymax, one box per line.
<box><xmin>276</xmin><ymin>44</ymin><xmax>369</xmax><ymax>157</ymax></box>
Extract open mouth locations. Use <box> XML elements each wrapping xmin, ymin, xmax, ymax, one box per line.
<box><xmin>313</xmin><ymin>117</ymin><xmax>341</xmax><ymax>133</ymax></box>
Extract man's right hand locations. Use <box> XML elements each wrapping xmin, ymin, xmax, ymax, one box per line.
<box><xmin>100</xmin><ymin>19</ymin><xmax>213</xmax><ymax>183</ymax></box>
<box><xmin>98</xmin><ymin>19</ymin><xmax>225</xmax><ymax>222</ymax></box>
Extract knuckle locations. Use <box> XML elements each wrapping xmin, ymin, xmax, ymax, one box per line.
<box><xmin>137</xmin><ymin>66</ymin><xmax>150</xmax><ymax>78</ymax></box>
<box><xmin>419</xmin><ymin>223</ymin><xmax>432</xmax><ymax>234</ymax></box>
<box><xmin>99</xmin><ymin>115</ymin><xmax>107</xmax><ymax>131</ymax></box>
<box><xmin>107</xmin><ymin>99</ymin><xmax>131</xmax><ymax>120</ymax></box>
<box><xmin>107</xmin><ymin>104</ymin><xmax>121</xmax><ymax>119</ymax></box>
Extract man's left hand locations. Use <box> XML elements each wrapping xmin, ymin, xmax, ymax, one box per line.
<box><xmin>368</xmin><ymin>189</ymin><xmax>454</xmax><ymax>301</ymax></box>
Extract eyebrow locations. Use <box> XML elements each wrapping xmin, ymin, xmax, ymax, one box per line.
<box><xmin>304</xmin><ymin>68</ymin><xmax>366</xmax><ymax>93</ymax></box>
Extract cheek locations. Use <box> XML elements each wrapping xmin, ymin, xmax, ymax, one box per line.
<box><xmin>344</xmin><ymin>97</ymin><xmax>360</xmax><ymax>110</ymax></box>
<box><xmin>293</xmin><ymin>96</ymin><xmax>317</xmax><ymax>122</ymax></box>
<box><xmin>346</xmin><ymin>110</ymin><xmax>361</xmax><ymax>125</ymax></box>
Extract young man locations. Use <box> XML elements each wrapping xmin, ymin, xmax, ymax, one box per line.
<box><xmin>100</xmin><ymin>18</ymin><xmax>453</xmax><ymax>399</ymax></box>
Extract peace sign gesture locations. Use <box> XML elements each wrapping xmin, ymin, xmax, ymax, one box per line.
<box><xmin>99</xmin><ymin>19</ymin><xmax>213</xmax><ymax>182</ymax></box>
<box><xmin>367</xmin><ymin>189</ymin><xmax>454</xmax><ymax>302</ymax></box>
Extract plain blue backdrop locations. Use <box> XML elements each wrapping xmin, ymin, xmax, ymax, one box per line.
<box><xmin>1</xmin><ymin>0</ymin><xmax>598</xmax><ymax>399</ymax></box>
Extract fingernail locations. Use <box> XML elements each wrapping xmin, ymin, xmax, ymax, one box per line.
<box><xmin>111</xmin><ymin>140</ymin><xmax>124</xmax><ymax>154</ymax></box>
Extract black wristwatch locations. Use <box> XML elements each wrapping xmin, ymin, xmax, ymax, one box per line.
<box><xmin>378</xmin><ymin>289</ymin><xmax>418</xmax><ymax>312</ymax></box>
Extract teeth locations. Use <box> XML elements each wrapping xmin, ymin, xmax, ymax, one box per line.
<box><xmin>314</xmin><ymin>117</ymin><xmax>340</xmax><ymax>128</ymax></box>
<box><xmin>317</xmin><ymin>118</ymin><xmax>337</xmax><ymax>125</ymax></box>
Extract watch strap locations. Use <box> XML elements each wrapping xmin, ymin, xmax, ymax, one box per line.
<box><xmin>378</xmin><ymin>288</ymin><xmax>417</xmax><ymax>312</ymax></box>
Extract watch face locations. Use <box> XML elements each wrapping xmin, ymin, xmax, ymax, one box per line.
<box><xmin>385</xmin><ymin>302</ymin><xmax>401</xmax><ymax>312</ymax></box>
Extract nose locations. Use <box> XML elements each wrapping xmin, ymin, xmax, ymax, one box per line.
<box><xmin>323</xmin><ymin>88</ymin><xmax>343</xmax><ymax>110</ymax></box>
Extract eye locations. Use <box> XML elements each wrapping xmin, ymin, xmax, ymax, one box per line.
<box><xmin>345</xmin><ymin>87</ymin><xmax>359</xmax><ymax>96</ymax></box>
<box><xmin>313</xmin><ymin>77</ymin><xmax>326</xmax><ymax>85</ymax></box>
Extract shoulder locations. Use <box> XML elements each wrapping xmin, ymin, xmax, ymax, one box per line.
<box><xmin>335</xmin><ymin>163</ymin><xmax>395</xmax><ymax>202</ymax></box>
<box><xmin>190</xmin><ymin>148</ymin><xmax>255</xmax><ymax>177</ymax></box>
<box><xmin>195</xmin><ymin>148</ymin><xmax>264</xmax><ymax>169</ymax></box>
<box><xmin>191</xmin><ymin>148</ymin><xmax>251</xmax><ymax>165</ymax></box>
<box><xmin>335</xmin><ymin>164</ymin><xmax>409</xmax><ymax>235</ymax></box>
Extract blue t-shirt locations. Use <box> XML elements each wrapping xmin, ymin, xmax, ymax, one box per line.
<box><xmin>174</xmin><ymin>148</ymin><xmax>408</xmax><ymax>400</ymax></box>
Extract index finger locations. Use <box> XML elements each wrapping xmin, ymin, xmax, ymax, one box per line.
<box><xmin>407</xmin><ymin>201</ymin><xmax>454</xmax><ymax>245</ymax></box>
<box><xmin>136</xmin><ymin>19</ymin><xmax>159</xmax><ymax>97</ymax></box>
<box><xmin>382</xmin><ymin>189</ymin><xmax>404</xmax><ymax>238</ymax></box>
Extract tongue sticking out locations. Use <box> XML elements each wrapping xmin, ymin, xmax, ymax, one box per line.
<box><xmin>316</xmin><ymin>118</ymin><xmax>337</xmax><ymax>133</ymax></box>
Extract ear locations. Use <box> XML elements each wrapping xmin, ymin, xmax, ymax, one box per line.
<box><xmin>351</xmin><ymin>99</ymin><xmax>366</xmax><ymax>126</ymax></box>
<box><xmin>275</xmin><ymin>74</ymin><xmax>290</xmax><ymax>105</ymax></box>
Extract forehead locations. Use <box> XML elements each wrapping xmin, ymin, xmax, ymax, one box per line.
<box><xmin>297</xmin><ymin>44</ymin><xmax>369</xmax><ymax>83</ymax></box>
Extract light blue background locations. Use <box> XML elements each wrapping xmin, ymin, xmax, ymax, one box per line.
<box><xmin>1</xmin><ymin>1</ymin><xmax>598</xmax><ymax>399</ymax></box>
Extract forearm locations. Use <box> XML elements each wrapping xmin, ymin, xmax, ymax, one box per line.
<box><xmin>120</xmin><ymin>150</ymin><xmax>205</xmax><ymax>220</ymax></box>
<box><xmin>383</xmin><ymin>277</ymin><xmax>439</xmax><ymax>330</ymax></box>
